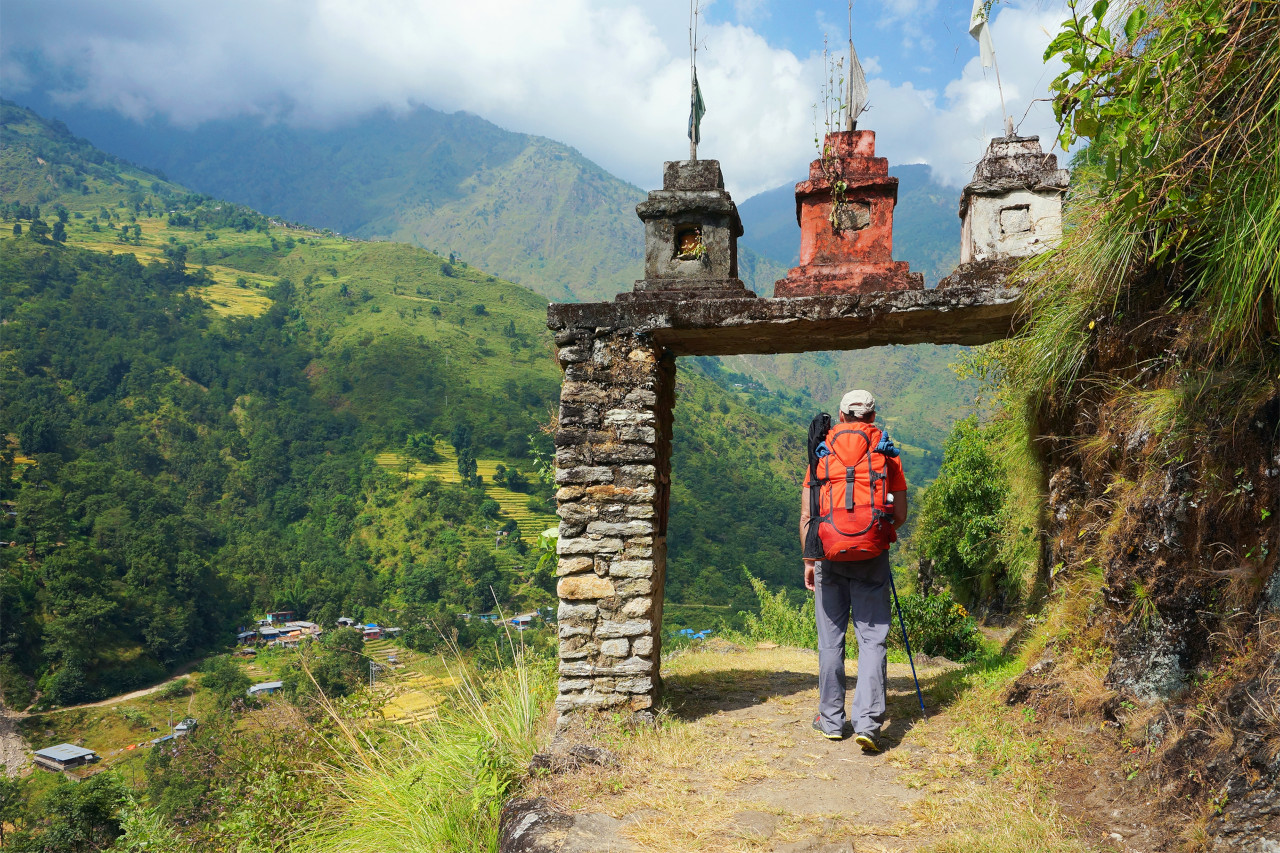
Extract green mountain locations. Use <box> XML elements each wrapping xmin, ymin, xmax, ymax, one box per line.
<box><xmin>0</xmin><ymin>101</ymin><xmax>822</xmax><ymax>706</ymax></box>
<box><xmin>9</xmin><ymin>98</ymin><xmax>973</xmax><ymax>457</ymax></box>
<box><xmin>5</xmin><ymin>99</ymin><xmax>785</xmax><ymax>302</ymax></box>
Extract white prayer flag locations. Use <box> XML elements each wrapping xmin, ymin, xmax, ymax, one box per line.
<box><xmin>848</xmin><ymin>41</ymin><xmax>869</xmax><ymax>122</ymax></box>
<box><xmin>969</xmin><ymin>0</ymin><xmax>996</xmax><ymax>68</ymax></box>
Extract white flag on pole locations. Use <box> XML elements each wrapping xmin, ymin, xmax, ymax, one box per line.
<box><xmin>969</xmin><ymin>0</ymin><xmax>996</xmax><ymax>68</ymax></box>
<box><xmin>848</xmin><ymin>42</ymin><xmax>869</xmax><ymax>123</ymax></box>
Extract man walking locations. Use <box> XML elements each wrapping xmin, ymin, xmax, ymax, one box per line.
<box><xmin>801</xmin><ymin>390</ymin><xmax>907</xmax><ymax>751</ymax></box>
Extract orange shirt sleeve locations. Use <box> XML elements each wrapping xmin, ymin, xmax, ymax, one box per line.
<box><xmin>887</xmin><ymin>457</ymin><xmax>907</xmax><ymax>492</ymax></box>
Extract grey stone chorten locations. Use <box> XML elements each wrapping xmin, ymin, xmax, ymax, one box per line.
<box><xmin>959</xmin><ymin>136</ymin><xmax>1069</xmax><ymax>265</ymax></box>
<box><xmin>621</xmin><ymin>159</ymin><xmax>751</xmax><ymax>301</ymax></box>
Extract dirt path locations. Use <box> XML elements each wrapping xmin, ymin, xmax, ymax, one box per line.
<box><xmin>523</xmin><ymin>646</ymin><xmax>969</xmax><ymax>852</ymax></box>
<box><xmin>43</xmin><ymin>662</ymin><xmax>200</xmax><ymax>713</ymax></box>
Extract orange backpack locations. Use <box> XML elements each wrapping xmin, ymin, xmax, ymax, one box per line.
<box><xmin>807</xmin><ymin>423</ymin><xmax>897</xmax><ymax>561</ymax></box>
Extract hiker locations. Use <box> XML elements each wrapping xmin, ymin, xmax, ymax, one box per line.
<box><xmin>800</xmin><ymin>390</ymin><xmax>907</xmax><ymax>751</ymax></box>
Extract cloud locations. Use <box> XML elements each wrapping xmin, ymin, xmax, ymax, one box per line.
<box><xmin>0</xmin><ymin>0</ymin><xmax>1066</xmax><ymax>198</ymax></box>
<box><xmin>862</xmin><ymin>2</ymin><xmax>1069</xmax><ymax>186</ymax></box>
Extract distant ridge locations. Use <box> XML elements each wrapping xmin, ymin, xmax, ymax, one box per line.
<box><xmin>6</xmin><ymin>97</ymin><xmax>787</xmax><ymax>302</ymax></box>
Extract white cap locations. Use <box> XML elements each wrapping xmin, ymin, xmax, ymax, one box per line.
<box><xmin>839</xmin><ymin>389</ymin><xmax>876</xmax><ymax>417</ymax></box>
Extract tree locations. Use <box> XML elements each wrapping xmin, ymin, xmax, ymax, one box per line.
<box><xmin>0</xmin><ymin>771</ymin><xmax>23</xmax><ymax>846</ymax></box>
<box><xmin>11</xmin><ymin>222</ymin><xmax>20</xmax><ymax>236</ymax></box>
<box><xmin>915</xmin><ymin>416</ymin><xmax>1011</xmax><ymax>609</ymax></box>
<box><xmin>404</xmin><ymin>433</ymin><xmax>440</xmax><ymax>463</ymax></box>
<box><xmin>456</xmin><ymin>448</ymin><xmax>478</xmax><ymax>487</ymax></box>
<box><xmin>463</xmin><ymin>549</ymin><xmax>506</xmax><ymax>612</ymax></box>
<box><xmin>51</xmin><ymin>221</ymin><xmax>66</xmax><ymax>243</ymax></box>
<box><xmin>22</xmin><ymin>772</ymin><xmax>126</xmax><ymax>851</ymax></box>
<box><xmin>199</xmin><ymin>656</ymin><xmax>249</xmax><ymax>708</ymax></box>
<box><xmin>283</xmin><ymin>627</ymin><xmax>366</xmax><ymax>700</ymax></box>
<box><xmin>162</xmin><ymin>243</ymin><xmax>187</xmax><ymax>273</ymax></box>
<box><xmin>449</xmin><ymin>423</ymin><xmax>472</xmax><ymax>453</ymax></box>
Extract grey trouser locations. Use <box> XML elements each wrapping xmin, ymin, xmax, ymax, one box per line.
<box><xmin>815</xmin><ymin>552</ymin><xmax>891</xmax><ymax>737</ymax></box>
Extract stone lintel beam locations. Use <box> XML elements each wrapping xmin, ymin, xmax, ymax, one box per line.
<box><xmin>547</xmin><ymin>284</ymin><xmax>1023</xmax><ymax>357</ymax></box>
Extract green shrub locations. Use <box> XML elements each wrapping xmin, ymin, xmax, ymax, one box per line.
<box><xmin>736</xmin><ymin>571</ymin><xmax>817</xmax><ymax>649</ymax></box>
<box><xmin>915</xmin><ymin>416</ymin><xmax>1015</xmax><ymax>609</ymax></box>
<box><xmin>889</xmin><ymin>591</ymin><xmax>985</xmax><ymax>662</ymax></box>
<box><xmin>198</xmin><ymin>656</ymin><xmax>249</xmax><ymax>709</ymax></box>
<box><xmin>734</xmin><ymin>572</ymin><xmax>984</xmax><ymax>662</ymax></box>
<box><xmin>156</xmin><ymin>677</ymin><xmax>190</xmax><ymax>702</ymax></box>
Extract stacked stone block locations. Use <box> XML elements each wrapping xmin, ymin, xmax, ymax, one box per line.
<box><xmin>552</xmin><ymin>326</ymin><xmax>674</xmax><ymax>723</ymax></box>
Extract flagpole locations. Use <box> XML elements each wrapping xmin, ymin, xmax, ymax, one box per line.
<box><xmin>970</xmin><ymin>0</ymin><xmax>1014</xmax><ymax>137</ymax></box>
<box><xmin>846</xmin><ymin>2</ymin><xmax>854</xmax><ymax>131</ymax></box>
<box><xmin>992</xmin><ymin>53</ymin><xmax>1014</xmax><ymax>137</ymax></box>
<box><xmin>690</xmin><ymin>0</ymin><xmax>699</xmax><ymax>160</ymax></box>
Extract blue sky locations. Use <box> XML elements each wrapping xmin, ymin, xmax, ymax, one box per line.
<box><xmin>729</xmin><ymin>0</ymin><xmax>992</xmax><ymax>88</ymax></box>
<box><xmin>1</xmin><ymin>0</ymin><xmax>1070</xmax><ymax>197</ymax></box>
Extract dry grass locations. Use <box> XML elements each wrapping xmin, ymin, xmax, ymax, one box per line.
<box><xmin>528</xmin><ymin>645</ymin><xmax>1105</xmax><ymax>852</ymax></box>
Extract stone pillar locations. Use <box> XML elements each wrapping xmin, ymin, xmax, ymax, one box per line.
<box><xmin>773</xmin><ymin>130</ymin><xmax>924</xmax><ymax>297</ymax></box>
<box><xmin>552</xmin><ymin>325</ymin><xmax>674</xmax><ymax>724</ymax></box>
<box><xmin>958</xmin><ymin>136</ymin><xmax>1069</xmax><ymax>265</ymax></box>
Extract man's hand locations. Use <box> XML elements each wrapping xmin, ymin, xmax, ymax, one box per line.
<box><xmin>804</xmin><ymin>559</ymin><xmax>816</xmax><ymax>591</ymax></box>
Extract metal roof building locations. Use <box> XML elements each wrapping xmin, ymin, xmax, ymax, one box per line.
<box><xmin>247</xmin><ymin>680</ymin><xmax>284</xmax><ymax>697</ymax></box>
<box><xmin>34</xmin><ymin>743</ymin><xmax>99</xmax><ymax>771</ymax></box>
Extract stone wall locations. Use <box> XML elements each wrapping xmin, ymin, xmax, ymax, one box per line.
<box><xmin>552</xmin><ymin>325</ymin><xmax>674</xmax><ymax>724</ymax></box>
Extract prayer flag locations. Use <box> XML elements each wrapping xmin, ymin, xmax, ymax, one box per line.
<box><xmin>848</xmin><ymin>42</ymin><xmax>869</xmax><ymax>122</ymax></box>
<box><xmin>688</xmin><ymin>71</ymin><xmax>706</xmax><ymax>145</ymax></box>
<box><xmin>969</xmin><ymin>0</ymin><xmax>996</xmax><ymax>68</ymax></box>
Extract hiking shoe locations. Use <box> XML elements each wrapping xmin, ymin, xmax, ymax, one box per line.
<box><xmin>854</xmin><ymin>731</ymin><xmax>881</xmax><ymax>753</ymax></box>
<box><xmin>811</xmin><ymin>714</ymin><xmax>843</xmax><ymax>741</ymax></box>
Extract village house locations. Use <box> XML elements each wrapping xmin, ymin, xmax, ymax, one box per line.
<box><xmin>34</xmin><ymin>743</ymin><xmax>99</xmax><ymax>772</ymax></box>
<box><xmin>283</xmin><ymin>620</ymin><xmax>321</xmax><ymax>636</ymax></box>
<box><xmin>247</xmin><ymin>681</ymin><xmax>283</xmax><ymax>697</ymax></box>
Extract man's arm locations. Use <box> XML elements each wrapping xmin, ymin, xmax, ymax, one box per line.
<box><xmin>890</xmin><ymin>490</ymin><xmax>908</xmax><ymax>528</ymax></box>
<box><xmin>801</xmin><ymin>483</ymin><xmax>816</xmax><ymax>590</ymax></box>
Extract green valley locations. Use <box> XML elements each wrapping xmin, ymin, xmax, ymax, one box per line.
<box><xmin>0</xmin><ymin>100</ymin><xmax>824</xmax><ymax>710</ymax></box>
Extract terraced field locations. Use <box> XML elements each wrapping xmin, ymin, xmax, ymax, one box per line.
<box><xmin>374</xmin><ymin>441</ymin><xmax>556</xmax><ymax>541</ymax></box>
<box><xmin>364</xmin><ymin>639</ymin><xmax>457</xmax><ymax>725</ymax></box>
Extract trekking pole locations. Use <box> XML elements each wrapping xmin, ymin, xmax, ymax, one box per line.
<box><xmin>888</xmin><ymin>573</ymin><xmax>927</xmax><ymax>718</ymax></box>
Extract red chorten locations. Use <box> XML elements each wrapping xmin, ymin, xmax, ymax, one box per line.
<box><xmin>774</xmin><ymin>130</ymin><xmax>923</xmax><ymax>297</ymax></box>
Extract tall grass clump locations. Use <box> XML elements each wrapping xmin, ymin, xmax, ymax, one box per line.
<box><xmin>295</xmin><ymin>638</ymin><xmax>553</xmax><ymax>853</ymax></box>
<box><xmin>1012</xmin><ymin>0</ymin><xmax>1280</xmax><ymax>410</ymax></box>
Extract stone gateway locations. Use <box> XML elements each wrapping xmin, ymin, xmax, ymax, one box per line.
<box><xmin>547</xmin><ymin>154</ymin><xmax>1045</xmax><ymax>725</ymax></box>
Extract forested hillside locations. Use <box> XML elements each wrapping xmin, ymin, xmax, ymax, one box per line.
<box><xmin>0</xmin><ymin>101</ymin><xmax>832</xmax><ymax>707</ymax></box>
<box><xmin>6</xmin><ymin>96</ymin><xmax>977</xmax><ymax>466</ymax></box>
